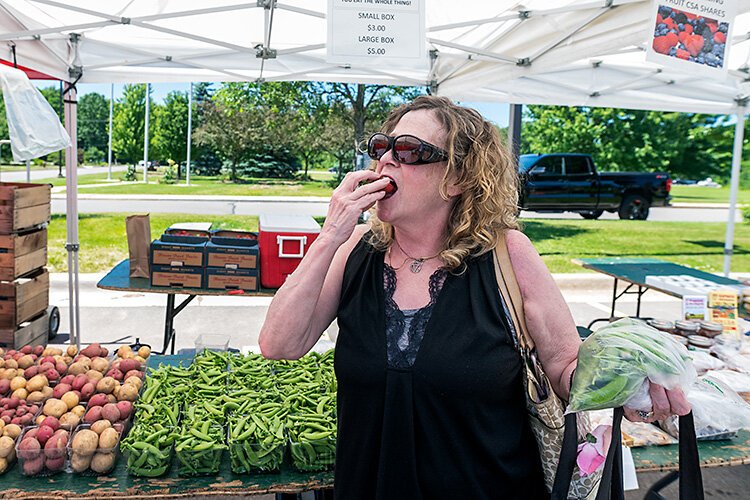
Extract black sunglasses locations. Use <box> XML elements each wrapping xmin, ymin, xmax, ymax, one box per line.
<box><xmin>366</xmin><ymin>133</ymin><xmax>449</xmax><ymax>165</ymax></box>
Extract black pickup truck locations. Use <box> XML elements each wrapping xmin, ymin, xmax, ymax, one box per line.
<box><xmin>518</xmin><ymin>154</ymin><xmax>672</xmax><ymax>220</ymax></box>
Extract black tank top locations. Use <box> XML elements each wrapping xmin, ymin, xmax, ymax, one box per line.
<box><xmin>334</xmin><ymin>236</ymin><xmax>549</xmax><ymax>500</ymax></box>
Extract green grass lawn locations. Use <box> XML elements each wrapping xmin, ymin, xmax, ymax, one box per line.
<box><xmin>46</xmin><ymin>214</ymin><xmax>750</xmax><ymax>275</ymax></box>
<box><xmin>670</xmin><ymin>185</ymin><xmax>750</xmax><ymax>205</ymax></box>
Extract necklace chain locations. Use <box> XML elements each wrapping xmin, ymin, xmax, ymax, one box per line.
<box><xmin>391</xmin><ymin>239</ymin><xmax>441</xmax><ymax>274</ymax></box>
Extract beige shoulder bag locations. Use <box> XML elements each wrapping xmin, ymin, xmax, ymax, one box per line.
<box><xmin>493</xmin><ymin>236</ymin><xmax>601</xmax><ymax>499</ymax></box>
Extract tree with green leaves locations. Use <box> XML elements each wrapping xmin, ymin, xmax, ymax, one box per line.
<box><xmin>112</xmin><ymin>84</ymin><xmax>149</xmax><ymax>165</ymax></box>
<box><xmin>77</xmin><ymin>92</ymin><xmax>109</xmax><ymax>163</ymax></box>
<box><xmin>193</xmin><ymin>99</ymin><xmax>269</xmax><ymax>182</ymax></box>
<box><xmin>320</xmin><ymin>111</ymin><xmax>356</xmax><ymax>179</ymax></box>
<box><xmin>153</xmin><ymin>90</ymin><xmax>189</xmax><ymax>167</ymax></box>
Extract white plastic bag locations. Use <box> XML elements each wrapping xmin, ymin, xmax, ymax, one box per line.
<box><xmin>0</xmin><ymin>64</ymin><xmax>70</xmax><ymax>161</ymax></box>
<box><xmin>710</xmin><ymin>343</ymin><xmax>750</xmax><ymax>374</ymax></box>
<box><xmin>688</xmin><ymin>349</ymin><xmax>726</xmax><ymax>374</ymax></box>
<box><xmin>568</xmin><ymin>318</ymin><xmax>696</xmax><ymax>412</ymax></box>
<box><xmin>660</xmin><ymin>376</ymin><xmax>750</xmax><ymax>440</ymax></box>
<box><xmin>702</xmin><ymin>369</ymin><xmax>750</xmax><ymax>393</ymax></box>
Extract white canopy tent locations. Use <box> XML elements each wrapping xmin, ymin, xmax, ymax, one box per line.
<box><xmin>0</xmin><ymin>0</ymin><xmax>747</xmax><ymax>344</ymax></box>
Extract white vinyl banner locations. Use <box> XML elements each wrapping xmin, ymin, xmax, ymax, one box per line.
<box><xmin>327</xmin><ymin>0</ymin><xmax>426</xmax><ymax>67</ymax></box>
<box><xmin>645</xmin><ymin>0</ymin><xmax>737</xmax><ymax>78</ymax></box>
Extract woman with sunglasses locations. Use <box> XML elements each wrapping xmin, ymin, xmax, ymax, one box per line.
<box><xmin>259</xmin><ymin>96</ymin><xmax>690</xmax><ymax>499</ymax></box>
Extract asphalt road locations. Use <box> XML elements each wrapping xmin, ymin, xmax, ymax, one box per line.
<box><xmin>0</xmin><ymin>165</ymin><xmax>127</xmax><ymax>182</ymax></box>
<box><xmin>50</xmin><ymin>197</ymin><xmax>744</xmax><ymax>222</ymax></box>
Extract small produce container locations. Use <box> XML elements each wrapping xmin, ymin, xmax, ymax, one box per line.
<box><xmin>194</xmin><ymin>334</ymin><xmax>230</xmax><ymax>353</ymax></box>
<box><xmin>289</xmin><ymin>436</ymin><xmax>336</xmax><ymax>472</ymax></box>
<box><xmin>205</xmin><ymin>267</ymin><xmax>259</xmax><ymax>292</ymax></box>
<box><xmin>174</xmin><ymin>423</ymin><xmax>226</xmax><ymax>476</ymax></box>
<box><xmin>259</xmin><ymin>214</ymin><xmax>320</xmax><ymax>289</ymax></box>
<box><xmin>15</xmin><ymin>425</ymin><xmax>68</xmax><ymax>476</ymax></box>
<box><xmin>67</xmin><ymin>423</ymin><xmax>123</xmax><ymax>475</ymax></box>
<box><xmin>227</xmin><ymin>414</ymin><xmax>285</xmax><ymax>474</ymax></box>
<box><xmin>121</xmin><ymin>424</ymin><xmax>175</xmax><ymax>477</ymax></box>
<box><xmin>0</xmin><ymin>431</ymin><xmax>18</xmax><ymax>475</ymax></box>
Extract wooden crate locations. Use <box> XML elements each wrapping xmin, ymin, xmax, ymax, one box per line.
<box><xmin>0</xmin><ymin>227</ymin><xmax>47</xmax><ymax>281</ymax></box>
<box><xmin>0</xmin><ymin>268</ymin><xmax>49</xmax><ymax>328</ymax></box>
<box><xmin>0</xmin><ymin>182</ymin><xmax>51</xmax><ymax>233</ymax></box>
<box><xmin>0</xmin><ymin>310</ymin><xmax>48</xmax><ymax>349</ymax></box>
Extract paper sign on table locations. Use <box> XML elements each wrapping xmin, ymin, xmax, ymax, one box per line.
<box><xmin>708</xmin><ymin>290</ymin><xmax>739</xmax><ymax>336</ymax></box>
<box><xmin>683</xmin><ymin>295</ymin><xmax>708</xmax><ymax>320</ymax></box>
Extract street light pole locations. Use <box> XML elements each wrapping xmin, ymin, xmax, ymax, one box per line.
<box><xmin>143</xmin><ymin>83</ymin><xmax>150</xmax><ymax>183</ymax></box>
<box><xmin>186</xmin><ymin>82</ymin><xmax>193</xmax><ymax>186</ymax></box>
<box><xmin>107</xmin><ymin>83</ymin><xmax>113</xmax><ymax>181</ymax></box>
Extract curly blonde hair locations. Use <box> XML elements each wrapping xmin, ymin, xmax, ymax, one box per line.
<box><xmin>367</xmin><ymin>95</ymin><xmax>520</xmax><ymax>271</ymax></box>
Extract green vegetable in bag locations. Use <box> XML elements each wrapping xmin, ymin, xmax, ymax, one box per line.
<box><xmin>568</xmin><ymin>318</ymin><xmax>695</xmax><ymax>412</ymax></box>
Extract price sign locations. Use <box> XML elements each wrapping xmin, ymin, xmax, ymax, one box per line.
<box><xmin>327</xmin><ymin>0</ymin><xmax>426</xmax><ymax>66</ymax></box>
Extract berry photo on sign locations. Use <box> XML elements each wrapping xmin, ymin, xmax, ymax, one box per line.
<box><xmin>652</xmin><ymin>5</ymin><xmax>728</xmax><ymax>68</ymax></box>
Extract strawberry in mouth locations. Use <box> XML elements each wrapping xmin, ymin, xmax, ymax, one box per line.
<box><xmin>379</xmin><ymin>174</ymin><xmax>398</xmax><ymax>199</ymax></box>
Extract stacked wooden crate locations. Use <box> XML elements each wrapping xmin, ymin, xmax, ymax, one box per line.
<box><xmin>0</xmin><ymin>182</ymin><xmax>51</xmax><ymax>349</ymax></box>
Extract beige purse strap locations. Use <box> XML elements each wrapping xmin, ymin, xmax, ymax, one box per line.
<box><xmin>492</xmin><ymin>233</ymin><xmax>535</xmax><ymax>352</ymax></box>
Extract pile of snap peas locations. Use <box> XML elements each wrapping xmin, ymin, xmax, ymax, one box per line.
<box><xmin>125</xmin><ymin>349</ymin><xmax>338</xmax><ymax>477</ymax></box>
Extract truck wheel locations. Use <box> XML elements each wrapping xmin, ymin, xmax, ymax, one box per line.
<box><xmin>47</xmin><ymin>306</ymin><xmax>60</xmax><ymax>340</ymax></box>
<box><xmin>618</xmin><ymin>195</ymin><xmax>650</xmax><ymax>220</ymax></box>
<box><xmin>580</xmin><ymin>210</ymin><xmax>604</xmax><ymax>220</ymax></box>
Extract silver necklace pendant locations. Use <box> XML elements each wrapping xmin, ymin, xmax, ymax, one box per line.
<box><xmin>409</xmin><ymin>259</ymin><xmax>424</xmax><ymax>273</ymax></box>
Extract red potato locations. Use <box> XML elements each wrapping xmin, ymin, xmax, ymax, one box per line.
<box><xmin>35</xmin><ymin>426</ymin><xmax>53</xmax><ymax>446</ymax></box>
<box><xmin>1</xmin><ymin>410</ymin><xmax>13</xmax><ymax>419</ymax></box>
<box><xmin>87</xmin><ymin>394</ymin><xmax>108</xmax><ymax>408</ymax></box>
<box><xmin>39</xmin><ymin>356</ymin><xmax>55</xmax><ymax>366</ymax></box>
<box><xmin>23</xmin><ymin>366</ymin><xmax>39</xmax><ymax>379</ymax></box>
<box><xmin>40</xmin><ymin>416</ymin><xmax>60</xmax><ymax>432</ymax></box>
<box><xmin>83</xmin><ymin>406</ymin><xmax>102</xmax><ymax>424</ymax></box>
<box><xmin>17</xmin><ymin>437</ymin><xmax>40</xmax><ymax>459</ymax></box>
<box><xmin>20</xmin><ymin>346</ymin><xmax>32</xmax><ymax>355</ymax></box>
<box><xmin>44</xmin><ymin>369</ymin><xmax>60</xmax><ymax>382</ymax></box>
<box><xmin>101</xmin><ymin>404</ymin><xmax>120</xmax><ymax>423</ymax></box>
<box><xmin>45</xmin><ymin>455</ymin><xmax>65</xmax><ymax>471</ymax></box>
<box><xmin>32</xmin><ymin>346</ymin><xmax>43</xmax><ymax>356</ymax></box>
<box><xmin>21</xmin><ymin>413</ymin><xmax>34</xmax><ymax>426</ymax></box>
<box><xmin>52</xmin><ymin>384</ymin><xmax>72</xmax><ymax>400</ymax></box>
<box><xmin>124</xmin><ymin>370</ymin><xmax>144</xmax><ymax>380</ymax></box>
<box><xmin>44</xmin><ymin>432</ymin><xmax>67</xmax><ymax>459</ymax></box>
<box><xmin>59</xmin><ymin>375</ymin><xmax>74</xmax><ymax>386</ymax></box>
<box><xmin>0</xmin><ymin>380</ymin><xmax>9</xmax><ymax>394</ymax></box>
<box><xmin>55</xmin><ymin>361</ymin><xmax>67</xmax><ymax>375</ymax></box>
<box><xmin>80</xmin><ymin>383</ymin><xmax>95</xmax><ymax>401</ymax></box>
<box><xmin>15</xmin><ymin>407</ymin><xmax>26</xmax><ymax>417</ymax></box>
<box><xmin>37</xmin><ymin>362</ymin><xmax>53</xmax><ymax>373</ymax></box>
<box><xmin>72</xmin><ymin>374</ymin><xmax>88</xmax><ymax>391</ymax></box>
<box><xmin>118</xmin><ymin>359</ymin><xmax>140</xmax><ymax>373</ymax></box>
<box><xmin>106</xmin><ymin>369</ymin><xmax>123</xmax><ymax>382</ymax></box>
<box><xmin>22</xmin><ymin>455</ymin><xmax>44</xmax><ymax>475</ymax></box>
<box><xmin>80</xmin><ymin>344</ymin><xmax>103</xmax><ymax>359</ymax></box>
<box><xmin>116</xmin><ymin>401</ymin><xmax>133</xmax><ymax>420</ymax></box>
<box><xmin>7</xmin><ymin>397</ymin><xmax>19</xmax><ymax>409</ymax></box>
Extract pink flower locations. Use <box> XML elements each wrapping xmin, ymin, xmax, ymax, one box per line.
<box><xmin>576</xmin><ymin>424</ymin><xmax>612</xmax><ymax>476</ymax></box>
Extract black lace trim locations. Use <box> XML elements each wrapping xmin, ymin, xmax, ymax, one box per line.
<box><xmin>383</xmin><ymin>263</ymin><xmax>447</xmax><ymax>369</ymax></box>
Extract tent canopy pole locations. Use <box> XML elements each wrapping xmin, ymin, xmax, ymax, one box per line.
<box><xmin>723</xmin><ymin>107</ymin><xmax>745</xmax><ymax>277</ymax></box>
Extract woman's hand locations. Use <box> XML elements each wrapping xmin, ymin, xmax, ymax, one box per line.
<box><xmin>624</xmin><ymin>383</ymin><xmax>692</xmax><ymax>423</ymax></box>
<box><xmin>321</xmin><ymin>171</ymin><xmax>390</xmax><ymax>246</ymax></box>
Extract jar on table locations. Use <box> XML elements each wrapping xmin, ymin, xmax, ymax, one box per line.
<box><xmin>688</xmin><ymin>335</ymin><xmax>714</xmax><ymax>349</ymax></box>
<box><xmin>697</xmin><ymin>321</ymin><xmax>723</xmax><ymax>338</ymax></box>
<box><xmin>647</xmin><ymin>319</ymin><xmax>675</xmax><ymax>334</ymax></box>
<box><xmin>674</xmin><ymin>320</ymin><xmax>700</xmax><ymax>337</ymax></box>
<box><xmin>671</xmin><ymin>335</ymin><xmax>689</xmax><ymax>346</ymax></box>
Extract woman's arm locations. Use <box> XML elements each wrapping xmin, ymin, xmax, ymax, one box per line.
<box><xmin>506</xmin><ymin>230</ymin><xmax>691</xmax><ymax>420</ymax></box>
<box><xmin>505</xmin><ymin>230</ymin><xmax>580</xmax><ymax>399</ymax></box>
<box><xmin>258</xmin><ymin>171</ymin><xmax>390</xmax><ymax>360</ymax></box>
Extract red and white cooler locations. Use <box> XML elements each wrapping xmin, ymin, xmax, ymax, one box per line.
<box><xmin>259</xmin><ymin>214</ymin><xmax>321</xmax><ymax>289</ymax></box>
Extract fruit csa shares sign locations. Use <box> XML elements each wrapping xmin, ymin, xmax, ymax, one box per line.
<box><xmin>646</xmin><ymin>0</ymin><xmax>737</xmax><ymax>77</ymax></box>
<box><xmin>326</xmin><ymin>0</ymin><xmax>426</xmax><ymax>67</ymax></box>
